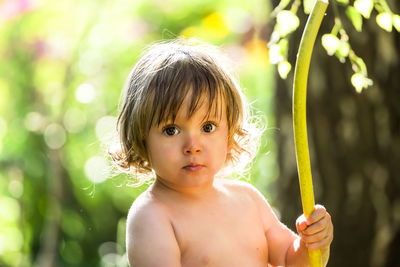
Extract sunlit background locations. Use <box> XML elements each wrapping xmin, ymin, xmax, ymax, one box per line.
<box><xmin>0</xmin><ymin>0</ymin><xmax>279</xmax><ymax>266</ymax></box>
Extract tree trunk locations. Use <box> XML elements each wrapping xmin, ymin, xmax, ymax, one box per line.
<box><xmin>273</xmin><ymin>1</ymin><xmax>400</xmax><ymax>266</ymax></box>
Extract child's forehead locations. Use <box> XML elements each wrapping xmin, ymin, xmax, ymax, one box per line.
<box><xmin>181</xmin><ymin>95</ymin><xmax>224</xmax><ymax>118</ymax></box>
<box><xmin>156</xmin><ymin>91</ymin><xmax>226</xmax><ymax>125</ymax></box>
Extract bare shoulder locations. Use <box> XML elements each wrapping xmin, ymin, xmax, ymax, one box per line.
<box><xmin>127</xmin><ymin>190</ymin><xmax>166</xmax><ymax>224</ymax></box>
<box><xmin>217</xmin><ymin>178</ymin><xmax>267</xmax><ymax>202</ymax></box>
<box><xmin>217</xmin><ymin>178</ymin><xmax>255</xmax><ymax>190</ymax></box>
<box><xmin>126</xmin><ymin>190</ymin><xmax>181</xmax><ymax>267</ymax></box>
<box><xmin>218</xmin><ymin>179</ymin><xmax>280</xmax><ymax>228</ymax></box>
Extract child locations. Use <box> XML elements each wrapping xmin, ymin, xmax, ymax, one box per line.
<box><xmin>111</xmin><ymin>39</ymin><xmax>333</xmax><ymax>267</ymax></box>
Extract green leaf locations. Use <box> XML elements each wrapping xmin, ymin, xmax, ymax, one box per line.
<box><xmin>303</xmin><ymin>0</ymin><xmax>316</xmax><ymax>14</ymax></box>
<box><xmin>321</xmin><ymin>34</ymin><xmax>340</xmax><ymax>55</ymax></box>
<box><xmin>278</xmin><ymin>60</ymin><xmax>292</xmax><ymax>79</ymax></box>
<box><xmin>346</xmin><ymin>6</ymin><xmax>363</xmax><ymax>32</ymax></box>
<box><xmin>335</xmin><ymin>0</ymin><xmax>349</xmax><ymax>4</ymax></box>
<box><xmin>376</xmin><ymin>12</ymin><xmax>393</xmax><ymax>32</ymax></box>
<box><xmin>351</xmin><ymin>73</ymin><xmax>373</xmax><ymax>93</ymax></box>
<box><xmin>276</xmin><ymin>10</ymin><xmax>300</xmax><ymax>37</ymax></box>
<box><xmin>393</xmin><ymin>14</ymin><xmax>400</xmax><ymax>32</ymax></box>
<box><xmin>354</xmin><ymin>0</ymin><xmax>373</xmax><ymax>19</ymax></box>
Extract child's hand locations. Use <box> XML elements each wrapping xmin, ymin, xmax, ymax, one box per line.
<box><xmin>295</xmin><ymin>204</ymin><xmax>333</xmax><ymax>250</ymax></box>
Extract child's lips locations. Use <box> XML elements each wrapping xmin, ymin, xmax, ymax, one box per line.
<box><xmin>183</xmin><ymin>164</ymin><xmax>204</xmax><ymax>171</ymax></box>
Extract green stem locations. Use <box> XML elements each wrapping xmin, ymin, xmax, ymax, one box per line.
<box><xmin>290</xmin><ymin>0</ymin><xmax>301</xmax><ymax>14</ymax></box>
<box><xmin>271</xmin><ymin>0</ymin><xmax>293</xmax><ymax>18</ymax></box>
<box><xmin>292</xmin><ymin>0</ymin><xmax>328</xmax><ymax>266</ymax></box>
<box><xmin>375</xmin><ymin>0</ymin><xmax>392</xmax><ymax>14</ymax></box>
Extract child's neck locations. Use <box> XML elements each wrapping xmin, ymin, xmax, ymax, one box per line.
<box><xmin>151</xmin><ymin>177</ymin><xmax>216</xmax><ymax>199</ymax></box>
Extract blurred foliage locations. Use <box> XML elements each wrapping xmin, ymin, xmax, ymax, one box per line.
<box><xmin>269</xmin><ymin>0</ymin><xmax>399</xmax><ymax>92</ymax></box>
<box><xmin>0</xmin><ymin>0</ymin><xmax>276</xmax><ymax>266</ymax></box>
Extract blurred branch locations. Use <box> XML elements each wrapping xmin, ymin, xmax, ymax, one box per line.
<box><xmin>32</xmin><ymin>1</ymin><xmax>110</xmax><ymax>266</ymax></box>
<box><xmin>33</xmin><ymin>150</ymin><xmax>63</xmax><ymax>267</ymax></box>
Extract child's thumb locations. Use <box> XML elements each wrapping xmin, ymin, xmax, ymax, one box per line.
<box><xmin>296</xmin><ymin>215</ymin><xmax>308</xmax><ymax>232</ymax></box>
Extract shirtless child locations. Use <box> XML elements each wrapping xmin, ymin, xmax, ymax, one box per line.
<box><xmin>111</xmin><ymin>39</ymin><xmax>333</xmax><ymax>267</ymax></box>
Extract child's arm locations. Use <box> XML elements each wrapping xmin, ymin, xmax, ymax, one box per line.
<box><xmin>246</xmin><ymin>184</ymin><xmax>332</xmax><ymax>266</ymax></box>
<box><xmin>126</xmin><ymin>200</ymin><xmax>181</xmax><ymax>267</ymax></box>
<box><xmin>266</xmin><ymin>204</ymin><xmax>332</xmax><ymax>266</ymax></box>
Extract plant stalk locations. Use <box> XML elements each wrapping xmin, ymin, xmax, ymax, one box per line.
<box><xmin>292</xmin><ymin>0</ymin><xmax>329</xmax><ymax>266</ymax></box>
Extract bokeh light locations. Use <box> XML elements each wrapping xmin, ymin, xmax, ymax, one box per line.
<box><xmin>63</xmin><ymin>107</ymin><xmax>87</xmax><ymax>133</ymax></box>
<box><xmin>44</xmin><ymin>123</ymin><xmax>67</xmax><ymax>149</ymax></box>
<box><xmin>95</xmin><ymin>116</ymin><xmax>117</xmax><ymax>144</ymax></box>
<box><xmin>75</xmin><ymin>83</ymin><xmax>96</xmax><ymax>104</ymax></box>
<box><xmin>84</xmin><ymin>156</ymin><xmax>111</xmax><ymax>184</ymax></box>
<box><xmin>24</xmin><ymin>112</ymin><xmax>46</xmax><ymax>132</ymax></box>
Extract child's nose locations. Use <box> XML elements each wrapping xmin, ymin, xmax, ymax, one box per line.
<box><xmin>183</xmin><ymin>136</ymin><xmax>202</xmax><ymax>154</ymax></box>
<box><xmin>184</xmin><ymin>145</ymin><xmax>201</xmax><ymax>154</ymax></box>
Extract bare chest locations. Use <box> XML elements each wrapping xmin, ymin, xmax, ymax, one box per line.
<box><xmin>170</xmin><ymin>197</ymin><xmax>269</xmax><ymax>267</ymax></box>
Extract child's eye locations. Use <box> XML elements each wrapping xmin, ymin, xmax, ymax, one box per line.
<box><xmin>162</xmin><ymin>125</ymin><xmax>180</xmax><ymax>136</ymax></box>
<box><xmin>202</xmin><ymin>122</ymin><xmax>217</xmax><ymax>133</ymax></box>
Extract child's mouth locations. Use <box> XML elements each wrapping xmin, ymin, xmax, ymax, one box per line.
<box><xmin>183</xmin><ymin>164</ymin><xmax>204</xmax><ymax>171</ymax></box>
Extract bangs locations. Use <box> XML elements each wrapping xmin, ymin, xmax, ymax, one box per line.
<box><xmin>147</xmin><ymin>56</ymin><xmax>227</xmax><ymax>127</ymax></box>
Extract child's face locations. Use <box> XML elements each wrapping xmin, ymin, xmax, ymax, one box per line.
<box><xmin>146</xmin><ymin>96</ymin><xmax>229</xmax><ymax>189</ymax></box>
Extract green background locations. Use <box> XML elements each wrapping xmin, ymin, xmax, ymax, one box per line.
<box><xmin>0</xmin><ymin>0</ymin><xmax>279</xmax><ymax>266</ymax></box>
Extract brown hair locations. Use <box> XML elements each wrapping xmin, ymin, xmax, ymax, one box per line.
<box><xmin>110</xmin><ymin>38</ymin><xmax>261</xmax><ymax>185</ymax></box>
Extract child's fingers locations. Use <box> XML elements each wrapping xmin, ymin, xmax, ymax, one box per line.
<box><xmin>295</xmin><ymin>214</ymin><xmax>308</xmax><ymax>231</ymax></box>
<box><xmin>296</xmin><ymin>204</ymin><xmax>330</xmax><ymax>234</ymax></box>
<box><xmin>300</xmin><ymin>218</ymin><xmax>334</xmax><ymax>250</ymax></box>
<box><xmin>305</xmin><ymin>204</ymin><xmax>327</xmax><ymax>225</ymax></box>
<box><xmin>300</xmin><ymin>226</ymin><xmax>328</xmax><ymax>243</ymax></box>
<box><xmin>306</xmin><ymin>235</ymin><xmax>331</xmax><ymax>250</ymax></box>
<box><xmin>296</xmin><ymin>204</ymin><xmax>333</xmax><ymax>249</ymax></box>
<box><xmin>304</xmin><ymin>223</ymin><xmax>334</xmax><ymax>250</ymax></box>
<box><xmin>302</xmin><ymin>212</ymin><xmax>331</xmax><ymax>235</ymax></box>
